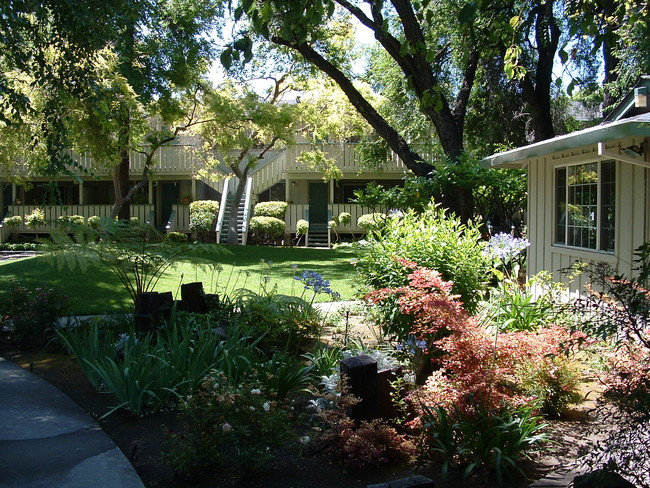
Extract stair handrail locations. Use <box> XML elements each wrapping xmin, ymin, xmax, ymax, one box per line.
<box><xmin>165</xmin><ymin>209</ymin><xmax>176</xmax><ymax>232</ymax></box>
<box><xmin>241</xmin><ymin>176</ymin><xmax>253</xmax><ymax>246</ymax></box>
<box><xmin>215</xmin><ymin>177</ymin><xmax>230</xmax><ymax>243</ymax></box>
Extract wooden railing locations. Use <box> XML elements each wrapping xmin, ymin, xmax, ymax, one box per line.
<box><xmin>3</xmin><ymin>204</ymin><xmax>154</xmax><ymax>234</ymax></box>
<box><xmin>285</xmin><ymin>203</ymin><xmax>374</xmax><ymax>233</ymax></box>
<box><xmin>167</xmin><ymin>204</ymin><xmax>191</xmax><ymax>233</ymax></box>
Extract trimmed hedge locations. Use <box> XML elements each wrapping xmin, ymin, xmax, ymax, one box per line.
<box><xmin>189</xmin><ymin>200</ymin><xmax>219</xmax><ymax>233</ymax></box>
<box><xmin>254</xmin><ymin>201</ymin><xmax>288</xmax><ymax>219</ymax></box>
<box><xmin>3</xmin><ymin>216</ymin><xmax>23</xmax><ymax>227</ymax></box>
<box><xmin>249</xmin><ymin>216</ymin><xmax>286</xmax><ymax>245</ymax></box>
<box><xmin>296</xmin><ymin>219</ymin><xmax>309</xmax><ymax>235</ymax></box>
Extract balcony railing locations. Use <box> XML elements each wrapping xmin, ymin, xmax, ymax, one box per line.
<box><xmin>3</xmin><ymin>204</ymin><xmax>154</xmax><ymax>235</ymax></box>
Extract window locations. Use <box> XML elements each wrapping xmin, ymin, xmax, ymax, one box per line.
<box><xmin>555</xmin><ymin>161</ymin><xmax>615</xmax><ymax>252</ymax></box>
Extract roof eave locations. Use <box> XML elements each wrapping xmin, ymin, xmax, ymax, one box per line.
<box><xmin>480</xmin><ymin>120</ymin><xmax>650</xmax><ymax>169</ymax></box>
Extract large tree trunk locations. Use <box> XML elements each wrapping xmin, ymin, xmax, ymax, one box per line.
<box><xmin>117</xmin><ymin>150</ymin><xmax>131</xmax><ymax>220</ymax></box>
<box><xmin>519</xmin><ymin>0</ymin><xmax>559</xmax><ymax>142</ymax></box>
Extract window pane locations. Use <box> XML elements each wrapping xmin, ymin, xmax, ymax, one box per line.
<box><xmin>566</xmin><ymin>163</ymin><xmax>598</xmax><ymax>250</ymax></box>
<box><xmin>555</xmin><ymin>168</ymin><xmax>566</xmax><ymax>244</ymax></box>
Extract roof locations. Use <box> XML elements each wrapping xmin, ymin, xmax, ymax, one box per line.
<box><xmin>480</xmin><ymin>113</ymin><xmax>650</xmax><ymax>169</ymax></box>
<box><xmin>481</xmin><ymin>76</ymin><xmax>650</xmax><ymax>169</ymax></box>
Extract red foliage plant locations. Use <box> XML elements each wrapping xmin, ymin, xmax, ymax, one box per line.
<box><xmin>367</xmin><ymin>258</ymin><xmax>582</xmax><ymax>418</ymax></box>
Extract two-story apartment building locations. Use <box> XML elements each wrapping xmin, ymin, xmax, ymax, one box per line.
<box><xmin>0</xmin><ymin>141</ymin><xmax>410</xmax><ymax>245</ymax></box>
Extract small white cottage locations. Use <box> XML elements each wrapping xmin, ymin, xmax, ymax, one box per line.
<box><xmin>481</xmin><ymin>76</ymin><xmax>650</xmax><ymax>294</ymax></box>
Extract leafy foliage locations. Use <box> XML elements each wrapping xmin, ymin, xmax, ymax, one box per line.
<box><xmin>2</xmin><ymin>215</ymin><xmax>23</xmax><ymax>227</ymax></box>
<box><xmin>253</xmin><ymin>200</ymin><xmax>288</xmax><ymax>219</ymax></box>
<box><xmin>163</xmin><ymin>371</ymin><xmax>294</xmax><ymax>480</ymax></box>
<box><xmin>356</xmin><ymin>203</ymin><xmax>488</xmax><ymax>314</ymax></box>
<box><xmin>248</xmin><ymin>216</ymin><xmax>286</xmax><ymax>246</ymax></box>
<box><xmin>357</xmin><ymin>212</ymin><xmax>387</xmax><ymax>231</ymax></box>
<box><xmin>188</xmin><ymin>200</ymin><xmax>219</xmax><ymax>234</ymax></box>
<box><xmin>0</xmin><ymin>283</ymin><xmax>68</xmax><ymax>348</ymax></box>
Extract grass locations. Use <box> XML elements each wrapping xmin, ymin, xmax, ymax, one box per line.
<box><xmin>0</xmin><ymin>245</ymin><xmax>361</xmax><ymax>315</ymax></box>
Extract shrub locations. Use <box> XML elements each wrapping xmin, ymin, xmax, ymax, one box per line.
<box><xmin>249</xmin><ymin>216</ymin><xmax>285</xmax><ymax>245</ymax></box>
<box><xmin>25</xmin><ymin>208</ymin><xmax>46</xmax><ymax>229</ymax></box>
<box><xmin>312</xmin><ymin>379</ymin><xmax>415</xmax><ymax>470</ymax></box>
<box><xmin>296</xmin><ymin>219</ymin><xmax>309</xmax><ymax>235</ymax></box>
<box><xmin>356</xmin><ymin>203</ymin><xmax>488</xmax><ymax>314</ymax></box>
<box><xmin>189</xmin><ymin>200</ymin><xmax>219</xmax><ymax>233</ymax></box>
<box><xmin>57</xmin><ymin>215</ymin><xmax>85</xmax><ymax>228</ymax></box>
<box><xmin>232</xmin><ymin>291</ymin><xmax>322</xmax><ymax>352</ymax></box>
<box><xmin>3</xmin><ymin>215</ymin><xmax>22</xmax><ymax>227</ymax></box>
<box><xmin>163</xmin><ymin>372</ymin><xmax>294</xmax><ymax>480</ymax></box>
<box><xmin>0</xmin><ymin>283</ymin><xmax>68</xmax><ymax>348</ymax></box>
<box><xmin>337</xmin><ymin>212</ymin><xmax>352</xmax><ymax>226</ymax></box>
<box><xmin>165</xmin><ymin>231</ymin><xmax>188</xmax><ymax>242</ymax></box>
<box><xmin>419</xmin><ymin>403</ymin><xmax>548</xmax><ymax>483</ymax></box>
<box><xmin>87</xmin><ymin>215</ymin><xmax>101</xmax><ymax>228</ymax></box>
<box><xmin>254</xmin><ymin>201</ymin><xmax>288</xmax><ymax>219</ymax></box>
<box><xmin>57</xmin><ymin>313</ymin><xmax>263</xmax><ymax>416</ymax></box>
<box><xmin>518</xmin><ymin>355</ymin><xmax>583</xmax><ymax>417</ymax></box>
<box><xmin>357</xmin><ymin>212</ymin><xmax>387</xmax><ymax>231</ymax></box>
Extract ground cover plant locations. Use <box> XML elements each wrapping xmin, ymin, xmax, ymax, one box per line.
<box><xmin>0</xmin><ymin>244</ymin><xmax>357</xmax><ymax>315</ymax></box>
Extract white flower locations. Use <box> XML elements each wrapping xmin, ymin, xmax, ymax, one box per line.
<box><xmin>221</xmin><ymin>422</ymin><xmax>233</xmax><ymax>432</ymax></box>
<box><xmin>262</xmin><ymin>402</ymin><xmax>271</xmax><ymax>412</ymax></box>
<box><xmin>249</xmin><ymin>406</ymin><xmax>256</xmax><ymax>411</ymax></box>
<box><xmin>298</xmin><ymin>436</ymin><xmax>310</xmax><ymax>445</ymax></box>
<box><xmin>250</xmin><ymin>388</ymin><xmax>261</xmax><ymax>395</ymax></box>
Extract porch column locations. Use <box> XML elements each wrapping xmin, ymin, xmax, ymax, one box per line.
<box><xmin>12</xmin><ymin>184</ymin><xmax>16</xmax><ymax>204</ymax></box>
<box><xmin>148</xmin><ymin>179</ymin><xmax>154</xmax><ymax>205</ymax></box>
<box><xmin>191</xmin><ymin>178</ymin><xmax>197</xmax><ymax>201</ymax></box>
<box><xmin>78</xmin><ymin>180</ymin><xmax>84</xmax><ymax>205</ymax></box>
<box><xmin>285</xmin><ymin>178</ymin><xmax>291</xmax><ymax>201</ymax></box>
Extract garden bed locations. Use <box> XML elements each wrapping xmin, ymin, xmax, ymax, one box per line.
<box><xmin>0</xmin><ymin>326</ymin><xmax>608</xmax><ymax>488</ymax></box>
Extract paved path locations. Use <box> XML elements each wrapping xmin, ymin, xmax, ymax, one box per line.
<box><xmin>0</xmin><ymin>357</ymin><xmax>144</xmax><ymax>488</ymax></box>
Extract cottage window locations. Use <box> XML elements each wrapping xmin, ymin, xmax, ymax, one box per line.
<box><xmin>554</xmin><ymin>161</ymin><xmax>615</xmax><ymax>252</ymax></box>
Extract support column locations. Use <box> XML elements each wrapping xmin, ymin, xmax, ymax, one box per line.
<box><xmin>78</xmin><ymin>180</ymin><xmax>84</xmax><ymax>205</ymax></box>
<box><xmin>148</xmin><ymin>179</ymin><xmax>153</xmax><ymax>205</ymax></box>
<box><xmin>191</xmin><ymin>178</ymin><xmax>197</xmax><ymax>201</ymax></box>
<box><xmin>12</xmin><ymin>184</ymin><xmax>17</xmax><ymax>204</ymax></box>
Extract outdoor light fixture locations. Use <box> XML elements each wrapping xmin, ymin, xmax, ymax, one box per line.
<box><xmin>635</xmin><ymin>87</ymin><xmax>648</xmax><ymax>108</ymax></box>
<box><xmin>622</xmin><ymin>145</ymin><xmax>643</xmax><ymax>158</ymax></box>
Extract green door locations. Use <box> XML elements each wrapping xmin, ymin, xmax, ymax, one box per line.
<box><xmin>160</xmin><ymin>183</ymin><xmax>179</xmax><ymax>229</ymax></box>
<box><xmin>309</xmin><ymin>183</ymin><xmax>328</xmax><ymax>224</ymax></box>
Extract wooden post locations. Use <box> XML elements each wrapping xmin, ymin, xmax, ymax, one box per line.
<box><xmin>340</xmin><ymin>354</ymin><xmax>378</xmax><ymax>421</ymax></box>
<box><xmin>181</xmin><ymin>282</ymin><xmax>207</xmax><ymax>314</ymax></box>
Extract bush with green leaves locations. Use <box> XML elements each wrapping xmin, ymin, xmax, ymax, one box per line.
<box><xmin>165</xmin><ymin>231</ymin><xmax>188</xmax><ymax>242</ymax></box>
<box><xmin>296</xmin><ymin>219</ymin><xmax>309</xmax><ymax>235</ymax></box>
<box><xmin>232</xmin><ymin>290</ymin><xmax>322</xmax><ymax>352</ymax></box>
<box><xmin>357</xmin><ymin>212</ymin><xmax>387</xmax><ymax>231</ymax></box>
<box><xmin>248</xmin><ymin>216</ymin><xmax>285</xmax><ymax>245</ymax></box>
<box><xmin>163</xmin><ymin>372</ymin><xmax>294</xmax><ymax>480</ymax></box>
<box><xmin>25</xmin><ymin>208</ymin><xmax>46</xmax><ymax>229</ymax></box>
<box><xmin>356</xmin><ymin>203</ymin><xmax>488</xmax><ymax>315</ymax></box>
<box><xmin>87</xmin><ymin>215</ymin><xmax>101</xmax><ymax>228</ymax></box>
<box><xmin>254</xmin><ymin>200</ymin><xmax>288</xmax><ymax>219</ymax></box>
<box><xmin>0</xmin><ymin>242</ymin><xmax>40</xmax><ymax>251</ymax></box>
<box><xmin>189</xmin><ymin>200</ymin><xmax>219</xmax><ymax>233</ymax></box>
<box><xmin>0</xmin><ymin>283</ymin><xmax>68</xmax><ymax>348</ymax></box>
<box><xmin>57</xmin><ymin>215</ymin><xmax>85</xmax><ymax>229</ymax></box>
<box><xmin>3</xmin><ymin>215</ymin><xmax>23</xmax><ymax>227</ymax></box>
<box><xmin>337</xmin><ymin>212</ymin><xmax>352</xmax><ymax>226</ymax></box>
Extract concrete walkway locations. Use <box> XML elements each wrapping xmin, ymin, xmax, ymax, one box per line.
<box><xmin>0</xmin><ymin>357</ymin><xmax>144</xmax><ymax>488</ymax></box>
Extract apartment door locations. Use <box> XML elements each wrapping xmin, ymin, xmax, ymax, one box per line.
<box><xmin>160</xmin><ymin>182</ymin><xmax>179</xmax><ymax>228</ymax></box>
<box><xmin>308</xmin><ymin>183</ymin><xmax>328</xmax><ymax>224</ymax></box>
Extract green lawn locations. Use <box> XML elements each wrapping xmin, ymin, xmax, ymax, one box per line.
<box><xmin>0</xmin><ymin>245</ymin><xmax>361</xmax><ymax>315</ymax></box>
